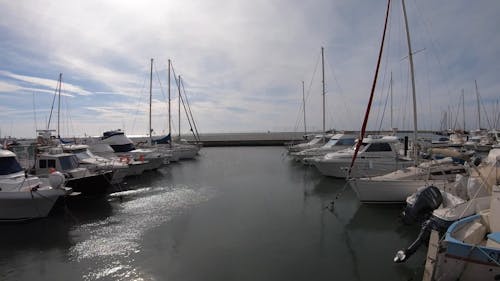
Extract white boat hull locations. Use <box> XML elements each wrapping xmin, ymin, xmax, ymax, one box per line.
<box><xmin>349</xmin><ymin>179</ymin><xmax>447</xmax><ymax>203</ymax></box>
<box><xmin>313</xmin><ymin>158</ymin><xmax>413</xmax><ymax>178</ymax></box>
<box><xmin>0</xmin><ymin>188</ymin><xmax>66</xmax><ymax>220</ymax></box>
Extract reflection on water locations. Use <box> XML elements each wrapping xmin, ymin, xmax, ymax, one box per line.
<box><xmin>0</xmin><ymin>147</ymin><xmax>424</xmax><ymax>281</ymax></box>
<box><xmin>71</xmin><ymin>185</ymin><xmax>215</xmax><ymax>280</ymax></box>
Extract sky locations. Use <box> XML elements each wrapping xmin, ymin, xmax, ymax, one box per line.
<box><xmin>1</xmin><ymin>0</ymin><xmax>499</xmax><ymax>138</ymax></box>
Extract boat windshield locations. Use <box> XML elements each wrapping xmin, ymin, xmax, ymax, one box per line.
<box><xmin>308</xmin><ymin>137</ymin><xmax>323</xmax><ymax>145</ymax></box>
<box><xmin>324</xmin><ymin>139</ymin><xmax>339</xmax><ymax>147</ymax></box>
<box><xmin>59</xmin><ymin>155</ymin><xmax>80</xmax><ymax>170</ymax></box>
<box><xmin>75</xmin><ymin>150</ymin><xmax>92</xmax><ymax>160</ymax></box>
<box><xmin>0</xmin><ymin>156</ymin><xmax>23</xmax><ymax>175</ymax></box>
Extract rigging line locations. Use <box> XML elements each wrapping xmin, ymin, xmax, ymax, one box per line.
<box><xmin>292</xmin><ymin>52</ymin><xmax>321</xmax><ymax>134</ymax></box>
<box><xmin>179</xmin><ymin>78</ymin><xmax>198</xmax><ymax>142</ymax></box>
<box><xmin>47</xmin><ymin>75</ymin><xmax>61</xmax><ymax>130</ymax></box>
<box><xmin>130</xmin><ymin>72</ymin><xmax>149</xmax><ymax>135</ymax></box>
<box><xmin>378</xmin><ymin>74</ymin><xmax>392</xmax><ymax>132</ymax></box>
<box><xmin>32</xmin><ymin>92</ymin><xmax>38</xmax><ymax>133</ymax></box>
<box><xmin>349</xmin><ymin>0</ymin><xmax>391</xmax><ymax>175</ymax></box>
<box><xmin>180</xmin><ymin>78</ymin><xmax>201</xmax><ymax>142</ymax></box>
<box><xmin>478</xmin><ymin>90</ymin><xmax>493</xmax><ymax>129</ymax></box>
<box><xmin>374</xmin><ymin>30</ymin><xmax>392</xmax><ymax>134</ymax></box>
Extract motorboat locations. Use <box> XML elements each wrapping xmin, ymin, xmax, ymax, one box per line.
<box><xmin>311</xmin><ymin>135</ymin><xmax>413</xmax><ymax>178</ymax></box>
<box><xmin>32</xmin><ymin>147</ymin><xmax>113</xmax><ymax>195</ymax></box>
<box><xmin>98</xmin><ymin>130</ymin><xmax>167</xmax><ymax>170</ymax></box>
<box><xmin>421</xmin><ymin>186</ymin><xmax>500</xmax><ymax>280</ymax></box>
<box><xmin>87</xmin><ymin>143</ymin><xmax>147</xmax><ymax>177</ymax></box>
<box><xmin>287</xmin><ymin>134</ymin><xmax>329</xmax><ymax>153</ymax></box>
<box><xmin>0</xmin><ymin>149</ymin><xmax>71</xmax><ymax>220</ymax></box>
<box><xmin>291</xmin><ymin>133</ymin><xmax>356</xmax><ymax>164</ymax></box>
<box><xmin>62</xmin><ymin>144</ymin><xmax>128</xmax><ymax>184</ymax></box>
<box><xmin>394</xmin><ymin>149</ymin><xmax>500</xmax><ymax>264</ymax></box>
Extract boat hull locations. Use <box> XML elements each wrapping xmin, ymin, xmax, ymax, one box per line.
<box><xmin>349</xmin><ymin>179</ymin><xmax>447</xmax><ymax>203</ymax></box>
<box><xmin>431</xmin><ymin>215</ymin><xmax>500</xmax><ymax>281</ymax></box>
<box><xmin>66</xmin><ymin>172</ymin><xmax>113</xmax><ymax>195</ymax></box>
<box><xmin>0</xmin><ymin>189</ymin><xmax>66</xmax><ymax>220</ymax></box>
<box><xmin>313</xmin><ymin>158</ymin><xmax>413</xmax><ymax>178</ymax></box>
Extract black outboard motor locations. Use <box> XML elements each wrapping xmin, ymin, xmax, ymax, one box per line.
<box><xmin>401</xmin><ymin>185</ymin><xmax>443</xmax><ymax>225</ymax></box>
<box><xmin>394</xmin><ymin>216</ymin><xmax>452</xmax><ymax>263</ymax></box>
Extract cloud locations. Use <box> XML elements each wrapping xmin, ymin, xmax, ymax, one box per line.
<box><xmin>1</xmin><ymin>0</ymin><xmax>500</xmax><ymax>137</ymax></box>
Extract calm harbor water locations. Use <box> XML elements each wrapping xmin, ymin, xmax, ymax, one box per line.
<box><xmin>0</xmin><ymin>147</ymin><xmax>425</xmax><ymax>280</ymax></box>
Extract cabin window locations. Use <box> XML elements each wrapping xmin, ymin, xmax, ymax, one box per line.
<box><xmin>39</xmin><ymin>159</ymin><xmax>47</xmax><ymax>168</ymax></box>
<box><xmin>337</xmin><ymin>139</ymin><xmax>356</xmax><ymax>146</ymax></box>
<box><xmin>48</xmin><ymin>159</ymin><xmax>56</xmax><ymax>168</ymax></box>
<box><xmin>365</xmin><ymin>143</ymin><xmax>392</xmax><ymax>152</ymax></box>
<box><xmin>59</xmin><ymin>155</ymin><xmax>79</xmax><ymax>170</ymax></box>
<box><xmin>0</xmin><ymin>157</ymin><xmax>23</xmax><ymax>175</ymax></box>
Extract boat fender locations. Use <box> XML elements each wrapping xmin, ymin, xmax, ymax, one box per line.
<box><xmin>49</xmin><ymin>171</ymin><xmax>65</xmax><ymax>188</ymax></box>
<box><xmin>401</xmin><ymin>185</ymin><xmax>443</xmax><ymax>225</ymax></box>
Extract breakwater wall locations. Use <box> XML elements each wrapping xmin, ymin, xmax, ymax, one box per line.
<box><xmin>181</xmin><ymin>131</ymin><xmax>430</xmax><ymax>147</ymax></box>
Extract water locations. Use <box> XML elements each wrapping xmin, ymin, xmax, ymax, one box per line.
<box><xmin>0</xmin><ymin>147</ymin><xmax>425</xmax><ymax>280</ymax></box>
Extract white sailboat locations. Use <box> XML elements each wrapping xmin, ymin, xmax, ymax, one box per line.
<box><xmin>347</xmin><ymin>0</ymin><xmax>445</xmax><ymax>201</ymax></box>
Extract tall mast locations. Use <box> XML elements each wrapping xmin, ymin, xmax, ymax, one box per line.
<box><xmin>149</xmin><ymin>58</ymin><xmax>153</xmax><ymax>145</ymax></box>
<box><xmin>57</xmin><ymin>73</ymin><xmax>62</xmax><ymax>138</ymax></box>
<box><xmin>390</xmin><ymin>71</ymin><xmax>393</xmax><ymax>129</ymax></box>
<box><xmin>402</xmin><ymin>0</ymin><xmax>418</xmax><ymax>165</ymax></box>
<box><xmin>302</xmin><ymin>80</ymin><xmax>307</xmax><ymax>135</ymax></box>
<box><xmin>475</xmin><ymin>80</ymin><xmax>481</xmax><ymax>129</ymax></box>
<box><xmin>168</xmin><ymin>59</ymin><xmax>172</xmax><ymax>148</ymax></box>
<box><xmin>321</xmin><ymin>46</ymin><xmax>326</xmax><ymax>134</ymax></box>
<box><xmin>178</xmin><ymin>75</ymin><xmax>181</xmax><ymax>140</ymax></box>
<box><xmin>462</xmin><ymin>89</ymin><xmax>465</xmax><ymax>131</ymax></box>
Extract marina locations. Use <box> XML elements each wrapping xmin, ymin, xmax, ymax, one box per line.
<box><xmin>1</xmin><ymin>0</ymin><xmax>500</xmax><ymax>280</ymax></box>
<box><xmin>0</xmin><ymin>146</ymin><xmax>427</xmax><ymax>281</ymax></box>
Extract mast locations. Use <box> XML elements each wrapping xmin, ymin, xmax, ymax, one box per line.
<box><xmin>178</xmin><ymin>75</ymin><xmax>181</xmax><ymax>140</ymax></box>
<box><xmin>402</xmin><ymin>0</ymin><xmax>418</xmax><ymax>165</ymax></box>
<box><xmin>462</xmin><ymin>89</ymin><xmax>465</xmax><ymax>131</ymax></box>
<box><xmin>475</xmin><ymin>80</ymin><xmax>481</xmax><ymax>129</ymax></box>
<box><xmin>149</xmin><ymin>58</ymin><xmax>153</xmax><ymax>145</ymax></box>
<box><xmin>321</xmin><ymin>46</ymin><xmax>326</xmax><ymax>134</ymax></box>
<box><xmin>168</xmin><ymin>59</ymin><xmax>172</xmax><ymax>148</ymax></box>
<box><xmin>302</xmin><ymin>81</ymin><xmax>307</xmax><ymax>135</ymax></box>
<box><xmin>390</xmin><ymin>71</ymin><xmax>393</xmax><ymax>129</ymax></box>
<box><xmin>57</xmin><ymin>73</ymin><xmax>62</xmax><ymax>138</ymax></box>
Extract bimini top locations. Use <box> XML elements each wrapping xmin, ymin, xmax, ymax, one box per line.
<box><xmin>102</xmin><ymin>130</ymin><xmax>125</xmax><ymax>140</ymax></box>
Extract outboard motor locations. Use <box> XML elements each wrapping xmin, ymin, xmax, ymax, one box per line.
<box><xmin>401</xmin><ymin>185</ymin><xmax>443</xmax><ymax>225</ymax></box>
<box><xmin>394</xmin><ymin>216</ymin><xmax>452</xmax><ymax>263</ymax></box>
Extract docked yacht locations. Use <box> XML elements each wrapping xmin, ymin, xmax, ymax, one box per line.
<box><xmin>0</xmin><ymin>149</ymin><xmax>71</xmax><ymax>220</ymax></box>
<box><xmin>287</xmin><ymin>134</ymin><xmax>329</xmax><ymax>153</ymax></box>
<box><xmin>62</xmin><ymin>144</ymin><xmax>128</xmax><ymax>184</ymax></box>
<box><xmin>87</xmin><ymin>143</ymin><xmax>147</xmax><ymax>176</ymax></box>
<box><xmin>311</xmin><ymin>135</ymin><xmax>413</xmax><ymax>178</ymax></box>
<box><xmin>98</xmin><ymin>130</ymin><xmax>167</xmax><ymax>170</ymax></box>
<box><xmin>291</xmin><ymin>133</ymin><xmax>356</xmax><ymax>164</ymax></box>
<box><xmin>33</xmin><ymin>147</ymin><xmax>113</xmax><ymax>195</ymax></box>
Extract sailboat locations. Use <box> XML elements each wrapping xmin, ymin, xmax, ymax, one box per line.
<box><xmin>288</xmin><ymin>47</ymin><xmax>329</xmax><ymax>153</ymax></box>
<box><xmin>311</xmin><ymin>6</ymin><xmax>415</xmax><ymax>179</ymax></box>
<box><xmin>346</xmin><ymin>0</ymin><xmax>452</xmax><ymax>201</ymax></box>
<box><xmin>148</xmin><ymin>59</ymin><xmax>200</xmax><ymax>161</ymax></box>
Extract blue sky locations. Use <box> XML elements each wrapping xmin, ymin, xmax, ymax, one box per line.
<box><xmin>1</xmin><ymin>0</ymin><xmax>499</xmax><ymax>138</ymax></box>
